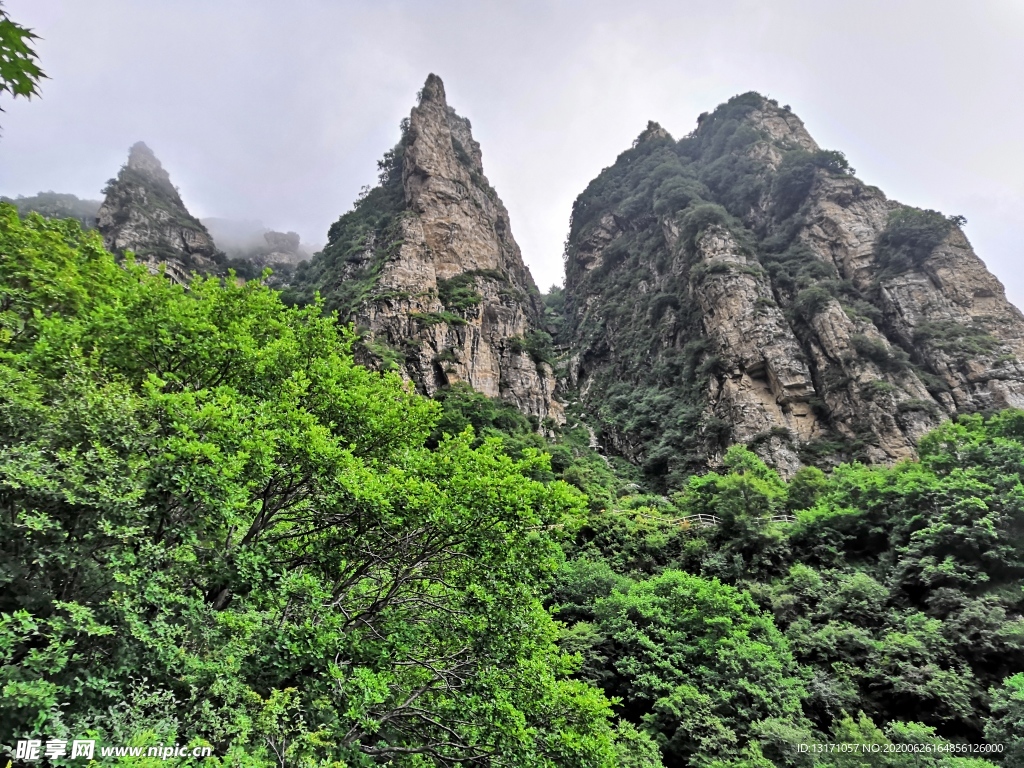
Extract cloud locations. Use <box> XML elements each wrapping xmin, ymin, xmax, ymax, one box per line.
<box><xmin>1</xmin><ymin>0</ymin><xmax>1021</xmax><ymax>304</ymax></box>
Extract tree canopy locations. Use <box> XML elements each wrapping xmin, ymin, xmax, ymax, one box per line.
<box><xmin>4</xmin><ymin>203</ymin><xmax>1022</xmax><ymax>766</ymax></box>
<box><xmin>0</xmin><ymin>205</ymin><xmax>635</xmax><ymax>766</ymax></box>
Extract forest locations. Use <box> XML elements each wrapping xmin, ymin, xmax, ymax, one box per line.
<box><xmin>2</xmin><ymin>206</ymin><xmax>1022</xmax><ymax>767</ymax></box>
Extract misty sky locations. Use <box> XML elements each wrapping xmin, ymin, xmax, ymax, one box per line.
<box><xmin>2</xmin><ymin>0</ymin><xmax>1022</xmax><ymax>304</ymax></box>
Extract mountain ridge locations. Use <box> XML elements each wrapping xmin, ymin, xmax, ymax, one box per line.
<box><xmin>560</xmin><ymin>91</ymin><xmax>1024</xmax><ymax>483</ymax></box>
<box><xmin>35</xmin><ymin>84</ymin><xmax>1024</xmax><ymax>486</ymax></box>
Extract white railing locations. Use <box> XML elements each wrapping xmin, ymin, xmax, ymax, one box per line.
<box><xmin>633</xmin><ymin>511</ymin><xmax>796</xmax><ymax>527</ymax></box>
<box><xmin>526</xmin><ymin>512</ymin><xmax>796</xmax><ymax>533</ymax></box>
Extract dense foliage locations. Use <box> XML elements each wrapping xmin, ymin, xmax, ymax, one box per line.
<box><xmin>0</xmin><ymin>206</ymin><xmax>639</xmax><ymax>767</ymax></box>
<box><xmin>554</xmin><ymin>428</ymin><xmax>1024</xmax><ymax>766</ymax></box>
<box><xmin>4</xmin><ymin>198</ymin><xmax>1024</xmax><ymax>768</ymax></box>
<box><xmin>875</xmin><ymin>208</ymin><xmax>954</xmax><ymax>275</ymax></box>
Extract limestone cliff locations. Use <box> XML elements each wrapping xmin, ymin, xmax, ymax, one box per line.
<box><xmin>98</xmin><ymin>142</ymin><xmax>220</xmax><ymax>284</ymax></box>
<box><xmin>290</xmin><ymin>74</ymin><xmax>561</xmax><ymax>423</ymax></box>
<box><xmin>564</xmin><ymin>97</ymin><xmax>1024</xmax><ymax>484</ymax></box>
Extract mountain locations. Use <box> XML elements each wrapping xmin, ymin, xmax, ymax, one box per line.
<box><xmin>43</xmin><ymin>88</ymin><xmax>1024</xmax><ymax>486</ymax></box>
<box><xmin>0</xmin><ymin>191</ymin><xmax>101</xmax><ymax>228</ymax></box>
<box><xmin>97</xmin><ymin>142</ymin><xmax>222</xmax><ymax>284</ymax></box>
<box><xmin>287</xmin><ymin>74</ymin><xmax>561</xmax><ymax>423</ymax></box>
<box><xmin>562</xmin><ymin>94</ymin><xmax>1024</xmax><ymax>485</ymax></box>
<box><xmin>7</xmin><ymin>77</ymin><xmax>1024</xmax><ymax>767</ymax></box>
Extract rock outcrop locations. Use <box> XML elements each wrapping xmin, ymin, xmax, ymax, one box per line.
<box><xmin>98</xmin><ymin>142</ymin><xmax>220</xmax><ymax>283</ymax></box>
<box><xmin>563</xmin><ymin>94</ymin><xmax>1024</xmax><ymax>483</ymax></box>
<box><xmin>290</xmin><ymin>75</ymin><xmax>561</xmax><ymax>423</ymax></box>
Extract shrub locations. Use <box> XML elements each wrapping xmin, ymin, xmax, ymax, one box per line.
<box><xmin>793</xmin><ymin>285</ymin><xmax>834</xmax><ymax>320</ymax></box>
<box><xmin>851</xmin><ymin>333</ymin><xmax>911</xmax><ymax>373</ymax></box>
<box><xmin>509</xmin><ymin>330</ymin><xmax>555</xmax><ymax>366</ymax></box>
<box><xmin>772</xmin><ymin>149</ymin><xmax>854</xmax><ymax>219</ymax></box>
<box><xmin>875</xmin><ymin>207</ymin><xmax>952</xmax><ymax>274</ymax></box>
<box><xmin>433</xmin><ymin>347</ymin><xmax>459</xmax><ymax>364</ymax></box>
<box><xmin>913</xmin><ymin>320</ymin><xmax>1000</xmax><ymax>357</ymax></box>
<box><xmin>678</xmin><ymin>203</ymin><xmax>731</xmax><ymax>251</ymax></box>
<box><xmin>699</xmin><ymin>153</ymin><xmax>765</xmax><ymax>216</ymax></box>
<box><xmin>410</xmin><ymin>310</ymin><xmax>467</xmax><ymax>327</ymax></box>
<box><xmin>650</xmin><ymin>293</ymin><xmax>681</xmax><ymax>322</ymax></box>
<box><xmin>896</xmin><ymin>399</ymin><xmax>941</xmax><ymax>416</ymax></box>
<box><xmin>652</xmin><ymin>176</ymin><xmax>704</xmax><ymax>216</ymax></box>
<box><xmin>437</xmin><ymin>272</ymin><xmax>483</xmax><ymax>311</ymax></box>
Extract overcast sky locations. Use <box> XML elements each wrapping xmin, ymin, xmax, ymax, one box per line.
<box><xmin>2</xmin><ymin>0</ymin><xmax>1022</xmax><ymax>304</ymax></box>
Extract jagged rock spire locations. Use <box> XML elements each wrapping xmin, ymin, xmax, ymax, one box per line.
<box><xmin>304</xmin><ymin>75</ymin><xmax>561</xmax><ymax>423</ymax></box>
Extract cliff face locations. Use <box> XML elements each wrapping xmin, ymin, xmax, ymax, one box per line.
<box><xmin>564</xmin><ymin>96</ymin><xmax>1024</xmax><ymax>484</ymax></box>
<box><xmin>291</xmin><ymin>75</ymin><xmax>561</xmax><ymax>423</ymax></box>
<box><xmin>98</xmin><ymin>142</ymin><xmax>220</xmax><ymax>284</ymax></box>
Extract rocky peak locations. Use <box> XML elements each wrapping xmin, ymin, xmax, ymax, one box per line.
<box><xmin>635</xmin><ymin>121</ymin><xmax>674</xmax><ymax>145</ymax></box>
<box><xmin>407</xmin><ymin>73</ymin><xmax>483</xmax><ymax>179</ymax></box>
<box><xmin>97</xmin><ymin>142</ymin><xmax>220</xmax><ymax>284</ymax></box>
<box><xmin>742</xmin><ymin>99</ymin><xmax>817</xmax><ymax>152</ymax></box>
<box><xmin>563</xmin><ymin>94</ymin><xmax>1024</xmax><ymax>485</ymax></box>
<box><xmin>126</xmin><ymin>141</ymin><xmax>173</xmax><ymax>185</ymax></box>
<box><xmin>289</xmin><ymin>75</ymin><xmax>561</xmax><ymax>424</ymax></box>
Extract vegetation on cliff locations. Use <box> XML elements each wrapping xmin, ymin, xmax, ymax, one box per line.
<box><xmin>561</xmin><ymin>91</ymin><xmax>1014</xmax><ymax>490</ymax></box>
<box><xmin>282</xmin><ymin>77</ymin><xmax>561</xmax><ymax>424</ymax></box>
<box><xmin>284</xmin><ymin>140</ymin><xmax>408</xmax><ymax>314</ymax></box>
<box><xmin>0</xmin><ymin>191</ymin><xmax>100</xmax><ymax>227</ymax></box>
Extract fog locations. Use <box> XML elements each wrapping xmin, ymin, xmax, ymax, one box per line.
<box><xmin>1</xmin><ymin>0</ymin><xmax>1022</xmax><ymax>304</ymax></box>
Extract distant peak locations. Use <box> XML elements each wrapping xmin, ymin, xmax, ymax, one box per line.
<box><xmin>420</xmin><ymin>73</ymin><xmax>447</xmax><ymax>105</ymax></box>
<box><xmin>126</xmin><ymin>141</ymin><xmax>170</xmax><ymax>180</ymax></box>
<box><xmin>635</xmin><ymin>121</ymin><xmax>674</xmax><ymax>145</ymax></box>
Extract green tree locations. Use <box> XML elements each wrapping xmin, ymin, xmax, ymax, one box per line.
<box><xmin>985</xmin><ymin>673</ymin><xmax>1024</xmax><ymax>767</ymax></box>
<box><xmin>673</xmin><ymin>445</ymin><xmax>792</xmax><ymax>582</ymax></box>
<box><xmin>817</xmin><ymin>712</ymin><xmax>999</xmax><ymax>768</ymax></box>
<box><xmin>0</xmin><ymin>205</ymin><xmax>630</xmax><ymax>767</ymax></box>
<box><xmin>587</xmin><ymin>569</ymin><xmax>810</xmax><ymax>766</ymax></box>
